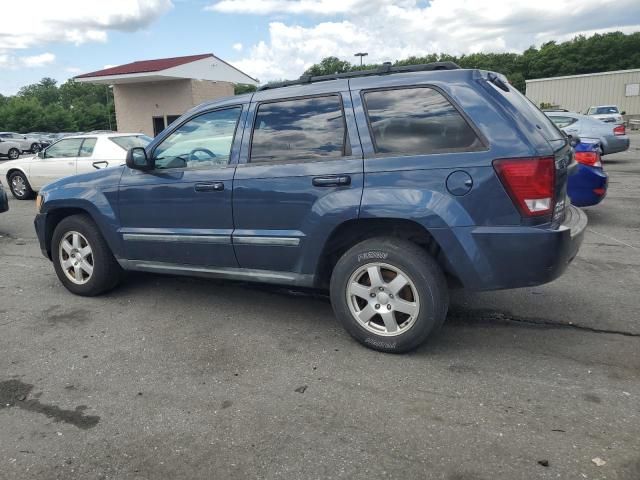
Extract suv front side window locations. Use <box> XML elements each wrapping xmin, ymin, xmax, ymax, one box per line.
<box><xmin>250</xmin><ymin>95</ymin><xmax>348</xmax><ymax>163</ymax></box>
<box><xmin>153</xmin><ymin>107</ymin><xmax>241</xmax><ymax>170</ymax></box>
<box><xmin>363</xmin><ymin>87</ymin><xmax>483</xmax><ymax>156</ymax></box>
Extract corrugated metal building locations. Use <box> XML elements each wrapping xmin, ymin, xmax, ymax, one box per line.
<box><xmin>525</xmin><ymin>69</ymin><xmax>640</xmax><ymax>117</ymax></box>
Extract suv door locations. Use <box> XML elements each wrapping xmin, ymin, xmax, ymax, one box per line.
<box><xmin>29</xmin><ymin>137</ymin><xmax>83</xmax><ymax>189</ymax></box>
<box><xmin>232</xmin><ymin>80</ymin><xmax>364</xmax><ymax>278</ymax></box>
<box><xmin>117</xmin><ymin>105</ymin><xmax>245</xmax><ymax>268</ymax></box>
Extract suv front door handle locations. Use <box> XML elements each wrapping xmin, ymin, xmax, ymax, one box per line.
<box><xmin>195</xmin><ymin>182</ymin><xmax>224</xmax><ymax>192</ymax></box>
<box><xmin>312</xmin><ymin>175</ymin><xmax>351</xmax><ymax>187</ymax></box>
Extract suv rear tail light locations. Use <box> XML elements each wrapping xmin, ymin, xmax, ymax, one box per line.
<box><xmin>493</xmin><ymin>157</ymin><xmax>555</xmax><ymax>217</ymax></box>
<box><xmin>574</xmin><ymin>151</ymin><xmax>602</xmax><ymax>168</ymax></box>
<box><xmin>613</xmin><ymin>125</ymin><xmax>625</xmax><ymax>136</ymax></box>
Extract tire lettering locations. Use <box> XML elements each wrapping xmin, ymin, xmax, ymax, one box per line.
<box><xmin>357</xmin><ymin>251</ymin><xmax>388</xmax><ymax>262</ymax></box>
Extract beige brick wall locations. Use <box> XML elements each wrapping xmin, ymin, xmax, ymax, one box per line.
<box><xmin>190</xmin><ymin>80</ymin><xmax>234</xmax><ymax>106</ymax></box>
<box><xmin>113</xmin><ymin>79</ymin><xmax>234</xmax><ymax>136</ymax></box>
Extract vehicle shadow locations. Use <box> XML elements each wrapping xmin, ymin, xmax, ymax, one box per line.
<box><xmin>99</xmin><ymin>272</ymin><xmax>639</xmax><ymax>378</ymax></box>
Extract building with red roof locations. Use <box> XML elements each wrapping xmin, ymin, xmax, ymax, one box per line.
<box><xmin>75</xmin><ymin>53</ymin><xmax>257</xmax><ymax>136</ymax></box>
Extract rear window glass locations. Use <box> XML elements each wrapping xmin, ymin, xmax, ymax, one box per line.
<box><xmin>548</xmin><ymin>116</ymin><xmax>578</xmax><ymax>128</ymax></box>
<box><xmin>363</xmin><ymin>87</ymin><xmax>483</xmax><ymax>155</ymax></box>
<box><xmin>110</xmin><ymin>135</ymin><xmax>152</xmax><ymax>151</ymax></box>
<box><xmin>589</xmin><ymin>106</ymin><xmax>619</xmax><ymax>115</ymax></box>
<box><xmin>500</xmin><ymin>86</ymin><xmax>564</xmax><ymax>140</ymax></box>
<box><xmin>250</xmin><ymin>96</ymin><xmax>348</xmax><ymax>162</ymax></box>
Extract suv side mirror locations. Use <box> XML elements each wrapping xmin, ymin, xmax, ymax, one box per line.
<box><xmin>126</xmin><ymin>147</ymin><xmax>154</xmax><ymax>171</ymax></box>
<box><xmin>37</xmin><ymin>150</ymin><xmax>45</xmax><ymax>159</ymax></box>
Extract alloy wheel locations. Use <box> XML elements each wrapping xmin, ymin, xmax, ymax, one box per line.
<box><xmin>346</xmin><ymin>262</ymin><xmax>420</xmax><ymax>336</ymax></box>
<box><xmin>58</xmin><ymin>231</ymin><xmax>94</xmax><ymax>285</ymax></box>
<box><xmin>11</xmin><ymin>175</ymin><xmax>26</xmax><ymax>197</ymax></box>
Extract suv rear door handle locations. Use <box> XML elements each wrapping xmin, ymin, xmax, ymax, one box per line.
<box><xmin>312</xmin><ymin>175</ymin><xmax>351</xmax><ymax>187</ymax></box>
<box><xmin>195</xmin><ymin>182</ymin><xmax>224</xmax><ymax>192</ymax></box>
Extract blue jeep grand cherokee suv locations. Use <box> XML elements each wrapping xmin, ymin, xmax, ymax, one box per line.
<box><xmin>34</xmin><ymin>63</ymin><xmax>587</xmax><ymax>352</ymax></box>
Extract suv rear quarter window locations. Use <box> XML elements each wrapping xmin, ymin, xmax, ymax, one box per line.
<box><xmin>362</xmin><ymin>87</ymin><xmax>483</xmax><ymax>155</ymax></box>
<box><xmin>250</xmin><ymin>95</ymin><xmax>348</xmax><ymax>163</ymax></box>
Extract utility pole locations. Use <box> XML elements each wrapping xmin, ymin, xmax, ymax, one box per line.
<box><xmin>354</xmin><ymin>52</ymin><xmax>368</xmax><ymax>67</ymax></box>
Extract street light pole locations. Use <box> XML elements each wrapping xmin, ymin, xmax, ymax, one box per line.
<box><xmin>354</xmin><ymin>52</ymin><xmax>368</xmax><ymax>67</ymax></box>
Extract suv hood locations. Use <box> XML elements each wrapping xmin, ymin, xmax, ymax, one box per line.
<box><xmin>40</xmin><ymin>165</ymin><xmax>125</xmax><ymax>194</ymax></box>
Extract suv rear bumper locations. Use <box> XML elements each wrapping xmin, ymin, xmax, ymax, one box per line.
<box><xmin>438</xmin><ymin>205</ymin><xmax>587</xmax><ymax>291</ymax></box>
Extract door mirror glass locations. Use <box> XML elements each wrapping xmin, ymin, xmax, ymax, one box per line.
<box><xmin>126</xmin><ymin>147</ymin><xmax>153</xmax><ymax>171</ymax></box>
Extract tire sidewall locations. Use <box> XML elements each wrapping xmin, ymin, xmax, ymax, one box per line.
<box><xmin>9</xmin><ymin>148</ymin><xmax>19</xmax><ymax>160</ymax></box>
<box><xmin>330</xmin><ymin>239</ymin><xmax>447</xmax><ymax>353</ymax></box>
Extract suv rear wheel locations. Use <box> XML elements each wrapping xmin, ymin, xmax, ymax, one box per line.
<box><xmin>330</xmin><ymin>237</ymin><xmax>448</xmax><ymax>353</ymax></box>
<box><xmin>52</xmin><ymin>214</ymin><xmax>122</xmax><ymax>296</ymax></box>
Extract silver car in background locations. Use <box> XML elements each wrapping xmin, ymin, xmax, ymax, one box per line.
<box><xmin>545</xmin><ymin>111</ymin><xmax>630</xmax><ymax>155</ymax></box>
<box><xmin>0</xmin><ymin>132</ymin><xmax>44</xmax><ymax>153</ymax></box>
<box><xmin>586</xmin><ymin>105</ymin><xmax>624</xmax><ymax>125</ymax></box>
<box><xmin>0</xmin><ymin>137</ymin><xmax>23</xmax><ymax>159</ymax></box>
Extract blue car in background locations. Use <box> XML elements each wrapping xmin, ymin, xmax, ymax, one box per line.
<box><xmin>568</xmin><ymin>138</ymin><xmax>608</xmax><ymax>207</ymax></box>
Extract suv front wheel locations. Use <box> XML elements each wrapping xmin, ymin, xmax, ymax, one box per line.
<box><xmin>330</xmin><ymin>237</ymin><xmax>448</xmax><ymax>353</ymax></box>
<box><xmin>52</xmin><ymin>214</ymin><xmax>122</xmax><ymax>296</ymax></box>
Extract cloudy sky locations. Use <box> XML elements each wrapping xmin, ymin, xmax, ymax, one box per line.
<box><xmin>0</xmin><ymin>0</ymin><xmax>639</xmax><ymax>95</ymax></box>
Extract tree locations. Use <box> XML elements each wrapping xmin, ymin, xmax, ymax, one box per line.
<box><xmin>304</xmin><ymin>56</ymin><xmax>353</xmax><ymax>76</ymax></box>
<box><xmin>300</xmin><ymin>31</ymin><xmax>640</xmax><ymax>93</ymax></box>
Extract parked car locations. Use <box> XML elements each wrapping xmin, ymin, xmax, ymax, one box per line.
<box><xmin>33</xmin><ymin>63</ymin><xmax>586</xmax><ymax>353</ymax></box>
<box><xmin>0</xmin><ymin>183</ymin><xmax>8</xmax><ymax>213</ymax></box>
<box><xmin>0</xmin><ymin>137</ymin><xmax>23</xmax><ymax>160</ymax></box>
<box><xmin>545</xmin><ymin>111</ymin><xmax>629</xmax><ymax>155</ymax></box>
<box><xmin>0</xmin><ymin>132</ymin><xmax>44</xmax><ymax>153</ymax></box>
<box><xmin>568</xmin><ymin>138</ymin><xmax>608</xmax><ymax>207</ymax></box>
<box><xmin>586</xmin><ymin>105</ymin><xmax>624</xmax><ymax>124</ymax></box>
<box><xmin>0</xmin><ymin>133</ymin><xmax>151</xmax><ymax>199</ymax></box>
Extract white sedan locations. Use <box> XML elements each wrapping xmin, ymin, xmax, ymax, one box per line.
<box><xmin>0</xmin><ymin>133</ymin><xmax>151</xmax><ymax>200</ymax></box>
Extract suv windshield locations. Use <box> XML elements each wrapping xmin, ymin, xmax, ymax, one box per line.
<box><xmin>109</xmin><ymin>135</ymin><xmax>152</xmax><ymax>151</ymax></box>
<box><xmin>589</xmin><ymin>106</ymin><xmax>619</xmax><ymax>115</ymax></box>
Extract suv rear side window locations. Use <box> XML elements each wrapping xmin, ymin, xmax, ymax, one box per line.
<box><xmin>363</xmin><ymin>87</ymin><xmax>482</xmax><ymax>155</ymax></box>
<box><xmin>250</xmin><ymin>95</ymin><xmax>348</xmax><ymax>163</ymax></box>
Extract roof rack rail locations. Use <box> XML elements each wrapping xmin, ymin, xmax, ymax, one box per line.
<box><xmin>257</xmin><ymin>61</ymin><xmax>461</xmax><ymax>91</ymax></box>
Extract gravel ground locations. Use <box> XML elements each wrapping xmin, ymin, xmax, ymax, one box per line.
<box><xmin>1</xmin><ymin>136</ymin><xmax>639</xmax><ymax>480</ymax></box>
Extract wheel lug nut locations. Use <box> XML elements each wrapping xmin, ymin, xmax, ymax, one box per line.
<box><xmin>375</xmin><ymin>304</ymin><xmax>380</xmax><ymax>309</ymax></box>
<box><xmin>389</xmin><ymin>293</ymin><xmax>394</xmax><ymax>298</ymax></box>
<box><xmin>387</xmin><ymin>304</ymin><xmax>392</xmax><ymax>310</ymax></box>
<box><xmin>370</xmin><ymin>293</ymin><xmax>376</xmax><ymax>298</ymax></box>
<box><xmin>378</xmin><ymin>287</ymin><xmax>384</xmax><ymax>291</ymax></box>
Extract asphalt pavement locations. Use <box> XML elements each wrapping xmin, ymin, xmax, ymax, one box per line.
<box><xmin>1</xmin><ymin>137</ymin><xmax>639</xmax><ymax>480</ymax></box>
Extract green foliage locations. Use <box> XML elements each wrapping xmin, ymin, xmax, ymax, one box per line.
<box><xmin>234</xmin><ymin>83</ymin><xmax>257</xmax><ymax>95</ymax></box>
<box><xmin>0</xmin><ymin>78</ymin><xmax>115</xmax><ymax>133</ymax></box>
<box><xmin>302</xmin><ymin>31</ymin><xmax>640</xmax><ymax>93</ymax></box>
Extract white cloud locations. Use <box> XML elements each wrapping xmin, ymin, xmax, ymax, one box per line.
<box><xmin>0</xmin><ymin>52</ymin><xmax>56</xmax><ymax>69</ymax></box>
<box><xmin>20</xmin><ymin>53</ymin><xmax>56</xmax><ymax>68</ymax></box>
<box><xmin>232</xmin><ymin>42</ymin><xmax>244</xmax><ymax>51</ymax></box>
<box><xmin>0</xmin><ymin>0</ymin><xmax>173</xmax><ymax>50</ymax></box>
<box><xmin>212</xmin><ymin>0</ymin><xmax>640</xmax><ymax>83</ymax></box>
